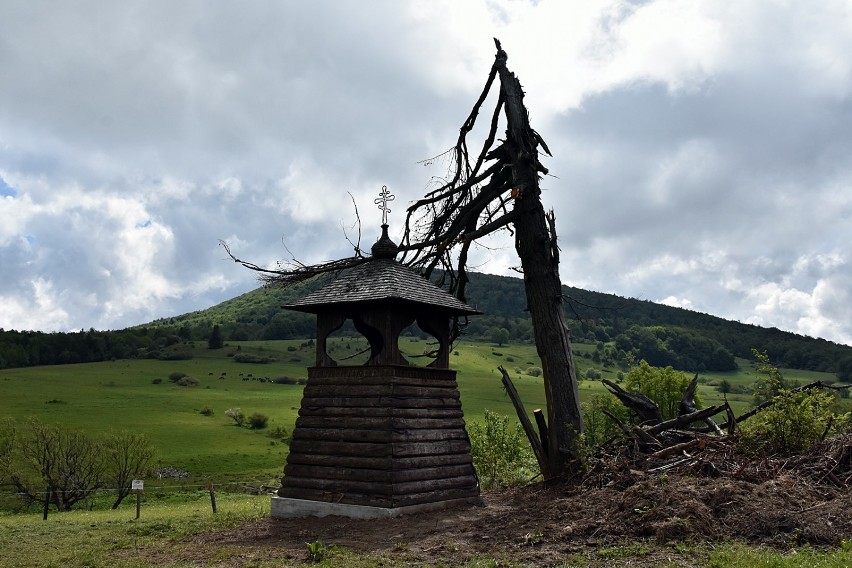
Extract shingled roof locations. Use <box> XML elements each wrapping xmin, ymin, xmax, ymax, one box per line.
<box><xmin>284</xmin><ymin>258</ymin><xmax>481</xmax><ymax>315</ymax></box>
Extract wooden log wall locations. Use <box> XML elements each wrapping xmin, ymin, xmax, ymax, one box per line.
<box><xmin>277</xmin><ymin>365</ymin><xmax>480</xmax><ymax>508</ymax></box>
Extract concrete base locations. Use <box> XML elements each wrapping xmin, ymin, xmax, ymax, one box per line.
<box><xmin>271</xmin><ymin>496</ymin><xmax>481</xmax><ymax>519</ymax></box>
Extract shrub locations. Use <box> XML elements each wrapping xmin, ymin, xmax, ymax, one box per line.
<box><xmin>233</xmin><ymin>353</ymin><xmax>275</xmax><ymax>364</ymax></box>
<box><xmin>751</xmin><ymin>348</ymin><xmax>786</xmax><ymax>405</ymax></box>
<box><xmin>582</xmin><ymin>393</ymin><xmax>630</xmax><ymax>447</ymax></box>
<box><xmin>168</xmin><ymin>372</ymin><xmax>187</xmax><ymax>383</ymax></box>
<box><xmin>740</xmin><ymin>351</ymin><xmax>850</xmax><ymax>455</ymax></box>
<box><xmin>225</xmin><ymin>408</ymin><xmax>245</xmax><ymax>427</ymax></box>
<box><xmin>739</xmin><ymin>388</ymin><xmax>851</xmax><ymax>456</ymax></box>
<box><xmin>584</xmin><ymin>368</ymin><xmax>602</xmax><ymax>381</ymax></box>
<box><xmin>199</xmin><ymin>406</ymin><xmax>214</xmax><ymax>416</ymax></box>
<box><xmin>273</xmin><ymin>376</ymin><xmax>299</xmax><ymax>385</ymax></box>
<box><xmin>176</xmin><ymin>376</ymin><xmax>199</xmax><ymax>387</ymax></box>
<box><xmin>158</xmin><ymin>350</ymin><xmax>192</xmax><ymax>361</ymax></box>
<box><xmin>151</xmin><ymin>378</ymin><xmax>162</xmax><ymax>385</ymax></box>
<box><xmin>268</xmin><ymin>426</ymin><xmax>290</xmax><ymax>441</ymax></box>
<box><xmin>248</xmin><ymin>413</ymin><xmax>269</xmax><ymax>430</ymax></box>
<box><xmin>525</xmin><ymin>367</ymin><xmax>542</xmax><ymax>377</ymax></box>
<box><xmin>468</xmin><ymin>410</ymin><xmax>537</xmax><ymax>489</ymax></box>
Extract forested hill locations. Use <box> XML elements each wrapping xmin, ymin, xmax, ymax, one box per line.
<box><xmin>2</xmin><ymin>271</ymin><xmax>852</xmax><ymax>377</ymax></box>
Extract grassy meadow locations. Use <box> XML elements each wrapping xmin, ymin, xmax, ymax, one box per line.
<box><xmin>0</xmin><ymin>337</ymin><xmax>841</xmax><ymax>488</ymax></box>
<box><xmin>1</xmin><ymin>338</ymin><xmax>849</xmax><ymax>567</ymax></box>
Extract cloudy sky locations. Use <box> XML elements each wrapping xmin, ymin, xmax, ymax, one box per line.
<box><xmin>2</xmin><ymin>1</ymin><xmax>852</xmax><ymax>345</ymax></box>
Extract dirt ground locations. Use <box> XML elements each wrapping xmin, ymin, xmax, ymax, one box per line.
<box><xmin>130</xmin><ymin>436</ymin><xmax>852</xmax><ymax>566</ymax></box>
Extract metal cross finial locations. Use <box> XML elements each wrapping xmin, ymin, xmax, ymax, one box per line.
<box><xmin>374</xmin><ymin>185</ymin><xmax>395</xmax><ymax>225</ymax></box>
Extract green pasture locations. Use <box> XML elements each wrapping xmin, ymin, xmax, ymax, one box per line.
<box><xmin>0</xmin><ymin>338</ymin><xmax>841</xmax><ymax>486</ymax></box>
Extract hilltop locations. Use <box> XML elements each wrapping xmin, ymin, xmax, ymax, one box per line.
<box><xmin>2</xmin><ymin>271</ymin><xmax>851</xmax><ymax>373</ymax></box>
<box><xmin>145</xmin><ymin>271</ymin><xmax>852</xmax><ymax>375</ymax></box>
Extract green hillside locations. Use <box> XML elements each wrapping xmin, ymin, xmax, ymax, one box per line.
<box><xmin>145</xmin><ymin>271</ymin><xmax>852</xmax><ymax>375</ymax></box>
<box><xmin>3</xmin><ymin>271</ymin><xmax>852</xmax><ymax>376</ymax></box>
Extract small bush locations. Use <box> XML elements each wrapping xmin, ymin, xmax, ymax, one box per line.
<box><xmin>738</xmin><ymin>388</ymin><xmax>850</xmax><ymax>456</ymax></box>
<box><xmin>168</xmin><ymin>372</ymin><xmax>187</xmax><ymax>383</ymax></box>
<box><xmin>225</xmin><ymin>407</ymin><xmax>245</xmax><ymax>427</ymax></box>
<box><xmin>525</xmin><ymin>367</ymin><xmax>542</xmax><ymax>377</ymax></box>
<box><xmin>248</xmin><ymin>413</ymin><xmax>269</xmax><ymax>430</ymax></box>
<box><xmin>158</xmin><ymin>350</ymin><xmax>193</xmax><ymax>361</ymax></box>
<box><xmin>582</xmin><ymin>393</ymin><xmax>630</xmax><ymax>447</ymax></box>
<box><xmin>274</xmin><ymin>376</ymin><xmax>299</xmax><ymax>385</ymax></box>
<box><xmin>468</xmin><ymin>410</ymin><xmax>537</xmax><ymax>489</ymax></box>
<box><xmin>233</xmin><ymin>353</ymin><xmax>276</xmax><ymax>364</ymax></box>
<box><xmin>176</xmin><ymin>376</ymin><xmax>199</xmax><ymax>387</ymax></box>
<box><xmin>199</xmin><ymin>406</ymin><xmax>214</xmax><ymax>416</ymax></box>
<box><xmin>151</xmin><ymin>378</ymin><xmax>163</xmax><ymax>384</ymax></box>
<box><xmin>268</xmin><ymin>426</ymin><xmax>289</xmax><ymax>441</ymax></box>
<box><xmin>584</xmin><ymin>368</ymin><xmax>602</xmax><ymax>381</ymax></box>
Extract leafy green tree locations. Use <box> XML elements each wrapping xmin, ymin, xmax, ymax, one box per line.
<box><xmin>624</xmin><ymin>361</ymin><xmax>699</xmax><ymax>421</ymax></box>
<box><xmin>489</xmin><ymin>327</ymin><xmax>511</xmax><ymax>346</ymax></box>
<box><xmin>207</xmin><ymin>325</ymin><xmax>224</xmax><ymax>349</ymax></box>
<box><xmin>836</xmin><ymin>356</ymin><xmax>852</xmax><ymax>383</ymax></box>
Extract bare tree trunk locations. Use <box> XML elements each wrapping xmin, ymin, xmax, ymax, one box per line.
<box><xmin>495</xmin><ymin>45</ymin><xmax>583</xmax><ymax>477</ymax></box>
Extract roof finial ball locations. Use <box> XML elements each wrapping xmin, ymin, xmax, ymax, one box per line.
<box><xmin>371</xmin><ymin>185</ymin><xmax>399</xmax><ymax>259</ymax></box>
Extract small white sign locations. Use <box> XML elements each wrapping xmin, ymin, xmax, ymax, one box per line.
<box><xmin>131</xmin><ymin>479</ymin><xmax>144</xmax><ymax>491</ymax></box>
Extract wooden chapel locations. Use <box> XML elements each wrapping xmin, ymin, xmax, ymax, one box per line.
<box><xmin>271</xmin><ymin>216</ymin><xmax>482</xmax><ymax>518</ymax></box>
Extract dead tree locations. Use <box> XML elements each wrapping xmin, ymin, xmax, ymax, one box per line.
<box><xmin>224</xmin><ymin>39</ymin><xmax>583</xmax><ymax>478</ymax></box>
<box><xmin>398</xmin><ymin>39</ymin><xmax>582</xmax><ymax>478</ymax></box>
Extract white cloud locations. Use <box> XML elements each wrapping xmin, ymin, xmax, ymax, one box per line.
<box><xmin>0</xmin><ymin>0</ymin><xmax>851</xmax><ymax>347</ymax></box>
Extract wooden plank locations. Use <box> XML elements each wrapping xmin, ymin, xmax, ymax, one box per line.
<box><xmin>295</xmin><ymin>416</ymin><xmax>467</xmax><ymax>430</ymax></box>
<box><xmin>285</xmin><ymin>453</ymin><xmax>393</xmax><ymax>470</ymax></box>
<box><xmin>277</xmin><ymin>486</ymin><xmax>393</xmax><ymax>508</ymax></box>
<box><xmin>308</xmin><ymin>366</ymin><xmax>456</xmax><ymax>382</ymax></box>
<box><xmin>391</xmin><ymin>440</ymin><xmax>472</xmax><ymax>457</ymax></box>
<box><xmin>280</xmin><ymin>476</ymin><xmax>394</xmax><ymax>496</ymax></box>
<box><xmin>284</xmin><ymin>464</ymin><xmax>394</xmax><ymax>483</ymax></box>
<box><xmin>299</xmin><ymin>396</ymin><xmax>462</xmax><ymax>409</ymax></box>
<box><xmin>285</xmin><ymin>452</ymin><xmax>473</xmax><ymax>470</ymax></box>
<box><xmin>298</xmin><ymin>406</ymin><xmax>464</xmax><ymax>419</ymax></box>
<box><xmin>288</xmin><ymin>439</ymin><xmax>392</xmax><ymax>457</ymax></box>
<box><xmin>307</xmin><ymin>374</ymin><xmax>459</xmax><ymax>388</ymax></box>
<box><xmin>292</xmin><ymin>427</ymin><xmax>468</xmax><ymax>444</ymax></box>
<box><xmin>391</xmin><ymin>487</ymin><xmax>481</xmax><ymax>508</ymax></box>
<box><xmin>283</xmin><ymin>463</ymin><xmax>475</xmax><ymax>484</ymax></box>
<box><xmin>302</xmin><ymin>384</ymin><xmax>461</xmax><ymax>399</ymax></box>
<box><xmin>393</xmin><ymin>475</ymin><xmax>478</xmax><ymax>494</ymax></box>
<box><xmin>295</xmin><ymin>416</ymin><xmax>393</xmax><ymax>430</ymax></box>
<box><xmin>391</xmin><ymin>464</ymin><xmax>476</xmax><ymax>483</ymax></box>
<box><xmin>280</xmin><ymin>475</ymin><xmax>478</xmax><ymax>499</ymax></box>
